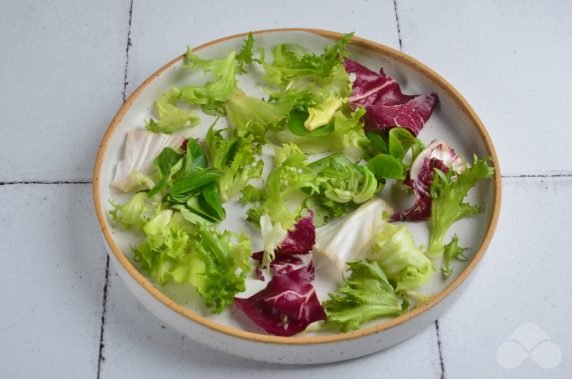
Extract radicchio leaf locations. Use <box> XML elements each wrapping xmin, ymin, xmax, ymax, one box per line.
<box><xmin>252</xmin><ymin>211</ymin><xmax>316</xmax><ymax>279</ymax></box>
<box><xmin>344</xmin><ymin>58</ymin><xmax>437</xmax><ymax>136</ymax></box>
<box><xmin>252</xmin><ymin>251</ymin><xmax>315</xmax><ymax>279</ymax></box>
<box><xmin>390</xmin><ymin>140</ymin><xmax>464</xmax><ymax>222</ymax></box>
<box><xmin>234</xmin><ymin>267</ymin><xmax>326</xmax><ymax>336</ymax></box>
<box><xmin>275</xmin><ymin>210</ymin><xmax>316</xmax><ymax>254</ymax></box>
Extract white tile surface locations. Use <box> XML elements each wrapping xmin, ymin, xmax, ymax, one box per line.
<box><xmin>2</xmin><ymin>0</ymin><xmax>572</xmax><ymax>378</ymax></box>
<box><xmin>99</xmin><ymin>268</ymin><xmax>441</xmax><ymax>378</ymax></box>
<box><xmin>438</xmin><ymin>177</ymin><xmax>572</xmax><ymax>378</ymax></box>
<box><xmin>397</xmin><ymin>0</ymin><xmax>572</xmax><ymax>175</ymax></box>
<box><xmin>0</xmin><ymin>184</ymin><xmax>108</xmax><ymax>378</ymax></box>
<box><xmin>125</xmin><ymin>0</ymin><xmax>399</xmax><ymax>96</ymax></box>
<box><xmin>0</xmin><ymin>0</ymin><xmax>130</xmax><ymax>182</ymax></box>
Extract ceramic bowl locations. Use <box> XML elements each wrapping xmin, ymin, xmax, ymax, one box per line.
<box><xmin>93</xmin><ymin>28</ymin><xmax>501</xmax><ymax>364</ymax></box>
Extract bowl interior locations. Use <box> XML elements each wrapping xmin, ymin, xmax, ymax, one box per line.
<box><xmin>94</xmin><ymin>29</ymin><xmax>500</xmax><ymax>341</ymax></box>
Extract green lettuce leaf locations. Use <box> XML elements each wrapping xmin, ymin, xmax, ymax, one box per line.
<box><xmin>370</xmin><ymin>223</ymin><xmax>433</xmax><ymax>291</ymax></box>
<box><xmin>133</xmin><ymin>210</ymin><xmax>193</xmax><ymax>285</ymax></box>
<box><xmin>169</xmin><ymin>223</ymin><xmax>251</xmax><ymax>313</ymax></box>
<box><xmin>441</xmin><ymin>234</ymin><xmax>467</xmax><ymax>279</ymax></box>
<box><xmin>428</xmin><ymin>156</ymin><xmax>494</xmax><ymax>256</ymax></box>
<box><xmin>324</xmin><ymin>260</ymin><xmax>402</xmax><ymax>332</ymax></box>
<box><xmin>303</xmin><ymin>153</ymin><xmax>379</xmax><ymax>223</ymax></box>
<box><xmin>109</xmin><ymin>192</ymin><xmax>158</xmax><ymax>231</ymax></box>
<box><xmin>146</xmin><ymin>88</ymin><xmax>200</xmax><ymax>133</ymax></box>
<box><xmin>262</xmin><ymin>32</ymin><xmax>353</xmax><ymax>86</ymax></box>
<box><xmin>265</xmin><ymin>144</ymin><xmax>320</xmax><ymax>228</ymax></box>
<box><xmin>205</xmin><ymin>125</ymin><xmax>264</xmax><ymax>201</ymax></box>
<box><xmin>179</xmin><ymin>49</ymin><xmax>238</xmax><ymax>114</ymax></box>
<box><xmin>366</xmin><ymin>128</ymin><xmax>425</xmax><ymax>180</ymax></box>
<box><xmin>148</xmin><ymin>147</ymin><xmax>184</xmax><ymax>196</ymax></box>
<box><xmin>224</xmin><ymin>90</ymin><xmax>291</xmax><ymax>136</ymax></box>
<box><xmin>267</xmin><ymin>106</ymin><xmax>369</xmax><ymax>160</ymax></box>
<box><xmin>235</xmin><ymin>32</ymin><xmax>255</xmax><ymax>72</ymax></box>
<box><xmin>132</xmin><ymin>211</ymin><xmax>250</xmax><ymax>313</ymax></box>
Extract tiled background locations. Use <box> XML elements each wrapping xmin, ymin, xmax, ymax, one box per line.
<box><xmin>1</xmin><ymin>1</ymin><xmax>571</xmax><ymax>378</ymax></box>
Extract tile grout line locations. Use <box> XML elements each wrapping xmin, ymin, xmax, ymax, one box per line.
<box><xmin>392</xmin><ymin>0</ymin><xmax>403</xmax><ymax>50</ymax></box>
<box><xmin>435</xmin><ymin>320</ymin><xmax>446</xmax><ymax>379</ymax></box>
<box><xmin>501</xmin><ymin>173</ymin><xmax>572</xmax><ymax>178</ymax></box>
<box><xmin>95</xmin><ymin>256</ymin><xmax>110</xmax><ymax>379</ymax></box>
<box><xmin>96</xmin><ymin>0</ymin><xmax>134</xmax><ymax>378</ymax></box>
<box><xmin>121</xmin><ymin>0</ymin><xmax>134</xmax><ymax>103</ymax></box>
<box><xmin>0</xmin><ymin>174</ymin><xmax>570</xmax><ymax>187</ymax></box>
<box><xmin>0</xmin><ymin>180</ymin><xmax>92</xmax><ymax>185</ymax></box>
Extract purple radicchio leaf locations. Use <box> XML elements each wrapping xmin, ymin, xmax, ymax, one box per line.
<box><xmin>252</xmin><ymin>211</ymin><xmax>316</xmax><ymax>281</ymax></box>
<box><xmin>390</xmin><ymin>140</ymin><xmax>465</xmax><ymax>222</ymax></box>
<box><xmin>344</xmin><ymin>58</ymin><xmax>438</xmax><ymax>136</ymax></box>
<box><xmin>234</xmin><ymin>267</ymin><xmax>326</xmax><ymax>336</ymax></box>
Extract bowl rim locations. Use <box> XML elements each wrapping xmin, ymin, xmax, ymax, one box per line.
<box><xmin>93</xmin><ymin>28</ymin><xmax>501</xmax><ymax>345</ymax></box>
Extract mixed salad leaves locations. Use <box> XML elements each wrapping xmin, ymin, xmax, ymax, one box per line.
<box><xmin>109</xmin><ymin>33</ymin><xmax>494</xmax><ymax>336</ymax></box>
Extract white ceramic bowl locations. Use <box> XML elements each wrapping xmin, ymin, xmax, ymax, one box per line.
<box><xmin>93</xmin><ymin>29</ymin><xmax>501</xmax><ymax>364</ymax></box>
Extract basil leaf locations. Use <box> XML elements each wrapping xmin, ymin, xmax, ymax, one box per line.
<box><xmin>366</xmin><ymin>132</ymin><xmax>388</xmax><ymax>155</ymax></box>
<box><xmin>184</xmin><ymin>138</ymin><xmax>208</xmax><ymax>175</ymax></box>
<box><xmin>168</xmin><ymin>168</ymin><xmax>220</xmax><ymax>203</ymax></box>
<box><xmin>367</xmin><ymin>154</ymin><xmax>404</xmax><ymax>179</ymax></box>
<box><xmin>388</xmin><ymin>128</ymin><xmax>424</xmax><ymax>160</ymax></box>
<box><xmin>148</xmin><ymin>147</ymin><xmax>183</xmax><ymax>196</ymax></box>
<box><xmin>200</xmin><ymin>182</ymin><xmax>226</xmax><ymax>221</ymax></box>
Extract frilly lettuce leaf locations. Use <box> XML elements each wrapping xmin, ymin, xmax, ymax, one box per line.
<box><xmin>109</xmin><ymin>192</ymin><xmax>159</xmax><ymax>231</ymax></box>
<box><xmin>132</xmin><ymin>210</ymin><xmax>251</xmax><ymax>313</ymax></box>
<box><xmin>267</xmin><ymin>106</ymin><xmax>369</xmax><ymax>160</ymax></box>
<box><xmin>441</xmin><ymin>234</ymin><xmax>467</xmax><ymax>279</ymax></box>
<box><xmin>428</xmin><ymin>156</ymin><xmax>494</xmax><ymax>256</ymax></box>
<box><xmin>324</xmin><ymin>260</ymin><xmax>402</xmax><ymax>332</ymax></box>
<box><xmin>205</xmin><ymin>125</ymin><xmax>263</xmax><ymax>201</ymax></box>
<box><xmin>370</xmin><ymin>223</ymin><xmax>433</xmax><ymax>291</ymax></box>
<box><xmin>146</xmin><ymin>88</ymin><xmax>200</xmax><ymax>133</ymax></box>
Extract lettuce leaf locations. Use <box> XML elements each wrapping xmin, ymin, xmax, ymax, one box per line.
<box><xmin>389</xmin><ymin>140</ymin><xmax>463</xmax><ymax>222</ymax></box>
<box><xmin>253</xmin><ymin>211</ymin><xmax>316</xmax><ymax>276</ymax></box>
<box><xmin>441</xmin><ymin>234</ymin><xmax>467</xmax><ymax>279</ymax></box>
<box><xmin>132</xmin><ymin>210</ymin><xmax>193</xmax><ymax>285</ymax></box>
<box><xmin>344</xmin><ymin>58</ymin><xmax>437</xmax><ymax>136</ymax></box>
<box><xmin>171</xmin><ymin>223</ymin><xmax>251</xmax><ymax>313</ymax></box>
<box><xmin>234</xmin><ymin>267</ymin><xmax>326</xmax><ymax>336</ymax></box>
<box><xmin>133</xmin><ymin>211</ymin><xmax>251</xmax><ymax>313</ymax></box>
<box><xmin>314</xmin><ymin>198</ymin><xmax>392</xmax><ymax>270</ymax></box>
<box><xmin>179</xmin><ymin>50</ymin><xmax>238</xmax><ymax>114</ymax></box>
<box><xmin>252</xmin><ymin>144</ymin><xmax>320</xmax><ymax>230</ymax></box>
<box><xmin>146</xmin><ymin>88</ymin><xmax>200</xmax><ymax>133</ymax></box>
<box><xmin>309</xmin><ymin>153</ymin><xmax>379</xmax><ymax>204</ymax></box>
<box><xmin>148</xmin><ymin>147</ymin><xmax>184</xmax><ymax>196</ymax></box>
<box><xmin>324</xmin><ymin>260</ymin><xmax>401</xmax><ymax>332</ymax></box>
<box><xmin>111</xmin><ymin>130</ymin><xmax>186</xmax><ymax>192</ymax></box>
<box><xmin>205</xmin><ymin>125</ymin><xmax>263</xmax><ymax>201</ymax></box>
<box><xmin>267</xmin><ymin>106</ymin><xmax>369</xmax><ymax>160</ymax></box>
<box><xmin>370</xmin><ymin>223</ymin><xmax>433</xmax><ymax>291</ymax></box>
<box><xmin>428</xmin><ymin>156</ymin><xmax>494</xmax><ymax>256</ymax></box>
<box><xmin>109</xmin><ymin>192</ymin><xmax>158</xmax><ymax>231</ymax></box>
<box><xmin>224</xmin><ymin>90</ymin><xmax>291</xmax><ymax>136</ymax></box>
<box><xmin>261</xmin><ymin>33</ymin><xmax>353</xmax><ymax>86</ymax></box>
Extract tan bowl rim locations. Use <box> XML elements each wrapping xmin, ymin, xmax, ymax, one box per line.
<box><xmin>93</xmin><ymin>28</ymin><xmax>502</xmax><ymax>345</ymax></box>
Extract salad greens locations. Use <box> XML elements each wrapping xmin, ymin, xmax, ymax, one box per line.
<box><xmin>305</xmin><ymin>153</ymin><xmax>379</xmax><ymax>224</ymax></box>
<box><xmin>205</xmin><ymin>125</ymin><xmax>263</xmax><ymax>202</ymax></box>
<box><xmin>109</xmin><ymin>32</ymin><xmax>495</xmax><ymax>336</ymax></box>
<box><xmin>441</xmin><ymin>234</ymin><xmax>467</xmax><ymax>279</ymax></box>
<box><xmin>324</xmin><ymin>260</ymin><xmax>402</xmax><ymax>332</ymax></box>
<box><xmin>428</xmin><ymin>156</ymin><xmax>494</xmax><ymax>257</ymax></box>
<box><xmin>370</xmin><ymin>223</ymin><xmax>433</xmax><ymax>292</ymax></box>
